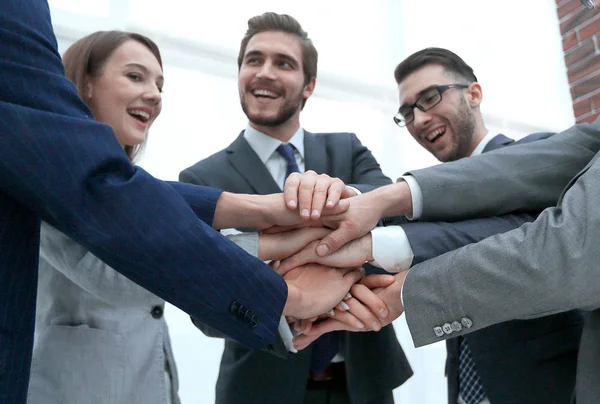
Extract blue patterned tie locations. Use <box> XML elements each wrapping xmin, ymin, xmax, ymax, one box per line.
<box><xmin>458</xmin><ymin>337</ymin><xmax>486</xmax><ymax>404</ymax></box>
<box><xmin>276</xmin><ymin>143</ymin><xmax>339</xmax><ymax>374</ymax></box>
<box><xmin>276</xmin><ymin>143</ymin><xmax>300</xmax><ymax>179</ymax></box>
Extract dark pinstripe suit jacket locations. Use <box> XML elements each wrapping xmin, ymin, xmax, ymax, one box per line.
<box><xmin>180</xmin><ymin>132</ymin><xmax>413</xmax><ymax>404</ymax></box>
<box><xmin>388</xmin><ymin>134</ymin><xmax>583</xmax><ymax>403</ymax></box>
<box><xmin>0</xmin><ymin>2</ymin><xmax>287</xmax><ymax>403</ymax></box>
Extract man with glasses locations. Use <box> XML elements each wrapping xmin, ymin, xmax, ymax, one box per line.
<box><xmin>284</xmin><ymin>47</ymin><xmax>584</xmax><ymax>404</ymax></box>
<box><xmin>389</xmin><ymin>47</ymin><xmax>583</xmax><ymax>404</ymax></box>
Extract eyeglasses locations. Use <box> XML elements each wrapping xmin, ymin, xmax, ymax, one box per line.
<box><xmin>393</xmin><ymin>84</ymin><xmax>469</xmax><ymax>127</ymax></box>
<box><xmin>580</xmin><ymin>0</ymin><xmax>595</xmax><ymax>10</ymax></box>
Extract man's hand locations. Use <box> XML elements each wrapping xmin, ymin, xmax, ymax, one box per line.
<box><xmin>292</xmin><ymin>271</ymin><xmax>407</xmax><ymax>350</ymax></box>
<box><xmin>277</xmin><ymin>233</ymin><xmax>373</xmax><ymax>276</ymax></box>
<box><xmin>282</xmin><ymin>263</ymin><xmax>364</xmax><ymax>320</ymax></box>
<box><xmin>283</xmin><ymin>171</ymin><xmax>357</xmax><ymax>220</ymax></box>
<box><xmin>258</xmin><ymin>227</ymin><xmax>331</xmax><ymax>261</ymax></box>
<box><xmin>315</xmin><ymin>181</ymin><xmax>413</xmax><ymax>256</ymax></box>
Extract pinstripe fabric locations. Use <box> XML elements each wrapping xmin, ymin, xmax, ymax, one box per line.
<box><xmin>0</xmin><ymin>1</ymin><xmax>287</xmax><ymax>403</ymax></box>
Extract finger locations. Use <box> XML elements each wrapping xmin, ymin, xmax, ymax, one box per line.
<box><xmin>283</xmin><ymin>173</ymin><xmax>302</xmax><ymax>210</ymax></box>
<box><xmin>298</xmin><ymin>227</ymin><xmax>330</xmax><ymax>245</ymax></box>
<box><xmin>324</xmin><ymin>180</ymin><xmax>345</xmax><ymax>209</ymax></box>
<box><xmin>297</xmin><ymin>171</ymin><xmax>318</xmax><ymax>219</ymax></box>
<box><xmin>320</xmin><ymin>198</ymin><xmax>350</xmax><ymax>216</ymax></box>
<box><xmin>316</xmin><ymin>219</ymin><xmax>359</xmax><ymax>256</ymax></box>
<box><xmin>310</xmin><ymin>175</ymin><xmax>332</xmax><ymax>219</ymax></box>
<box><xmin>340</xmin><ymin>267</ymin><xmax>364</xmax><ymax>289</ymax></box>
<box><xmin>294</xmin><ymin>319</ymin><xmax>312</xmax><ymax>334</ymax></box>
<box><xmin>343</xmin><ymin>295</ymin><xmax>382</xmax><ymax>331</ymax></box>
<box><xmin>330</xmin><ymin>308</ymin><xmax>367</xmax><ymax>330</ymax></box>
<box><xmin>293</xmin><ymin>318</ymin><xmax>357</xmax><ymax>350</ymax></box>
<box><xmin>278</xmin><ymin>240</ymin><xmax>320</xmax><ymax>274</ymax></box>
<box><xmin>293</xmin><ymin>333</ymin><xmax>320</xmax><ymax>351</ymax></box>
<box><xmin>361</xmin><ymin>274</ymin><xmax>396</xmax><ymax>289</ymax></box>
<box><xmin>350</xmin><ymin>283</ymin><xmax>390</xmax><ymax>320</ymax></box>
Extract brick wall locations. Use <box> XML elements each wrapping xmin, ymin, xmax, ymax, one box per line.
<box><xmin>557</xmin><ymin>0</ymin><xmax>600</xmax><ymax>123</ymax></box>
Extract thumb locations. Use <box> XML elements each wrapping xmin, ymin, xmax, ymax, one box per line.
<box><xmin>361</xmin><ymin>274</ymin><xmax>396</xmax><ymax>289</ymax></box>
<box><xmin>316</xmin><ymin>224</ymin><xmax>355</xmax><ymax>256</ymax></box>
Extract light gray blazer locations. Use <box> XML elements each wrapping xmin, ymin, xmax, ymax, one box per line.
<box><xmin>28</xmin><ymin>222</ymin><xmax>258</xmax><ymax>404</ymax></box>
<box><xmin>400</xmin><ymin>120</ymin><xmax>600</xmax><ymax>403</ymax></box>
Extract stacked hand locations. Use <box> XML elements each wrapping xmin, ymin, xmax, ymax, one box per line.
<box><xmin>247</xmin><ymin>170</ymin><xmax>411</xmax><ymax>348</ymax></box>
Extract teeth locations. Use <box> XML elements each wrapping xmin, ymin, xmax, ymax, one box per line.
<box><xmin>253</xmin><ymin>89</ymin><xmax>279</xmax><ymax>98</ymax></box>
<box><xmin>426</xmin><ymin>127</ymin><xmax>445</xmax><ymax>141</ymax></box>
<box><xmin>128</xmin><ymin>109</ymin><xmax>150</xmax><ymax>122</ymax></box>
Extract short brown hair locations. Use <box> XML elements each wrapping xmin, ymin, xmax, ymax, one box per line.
<box><xmin>394</xmin><ymin>47</ymin><xmax>477</xmax><ymax>86</ymax></box>
<box><xmin>62</xmin><ymin>31</ymin><xmax>162</xmax><ymax>162</ymax></box>
<box><xmin>237</xmin><ymin>12</ymin><xmax>318</xmax><ymax>87</ymax></box>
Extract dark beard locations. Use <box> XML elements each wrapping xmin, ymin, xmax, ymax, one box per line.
<box><xmin>241</xmin><ymin>91</ymin><xmax>304</xmax><ymax>127</ymax></box>
<box><xmin>443</xmin><ymin>96</ymin><xmax>477</xmax><ymax>162</ymax></box>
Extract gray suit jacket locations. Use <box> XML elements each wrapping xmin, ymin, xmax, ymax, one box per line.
<box><xmin>392</xmin><ymin>134</ymin><xmax>582</xmax><ymax>404</ymax></box>
<box><xmin>29</xmin><ymin>223</ymin><xmax>258</xmax><ymax>404</ymax></box>
<box><xmin>401</xmin><ymin>120</ymin><xmax>600</xmax><ymax>403</ymax></box>
<box><xmin>179</xmin><ymin>131</ymin><xmax>413</xmax><ymax>404</ymax></box>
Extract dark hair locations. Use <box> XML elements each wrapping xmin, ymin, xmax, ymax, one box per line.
<box><xmin>237</xmin><ymin>12</ymin><xmax>318</xmax><ymax>107</ymax></box>
<box><xmin>62</xmin><ymin>31</ymin><xmax>163</xmax><ymax>162</ymax></box>
<box><xmin>394</xmin><ymin>47</ymin><xmax>477</xmax><ymax>85</ymax></box>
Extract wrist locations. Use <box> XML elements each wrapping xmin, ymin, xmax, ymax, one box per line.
<box><xmin>282</xmin><ymin>282</ymin><xmax>301</xmax><ymax>317</ymax></box>
<box><xmin>369</xmin><ymin>182</ymin><xmax>412</xmax><ymax>217</ymax></box>
<box><xmin>213</xmin><ymin>192</ymin><xmax>266</xmax><ymax>230</ymax></box>
<box><xmin>363</xmin><ymin>233</ymin><xmax>374</xmax><ymax>262</ymax></box>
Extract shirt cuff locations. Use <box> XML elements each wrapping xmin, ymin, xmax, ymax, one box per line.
<box><xmin>278</xmin><ymin>316</ymin><xmax>297</xmax><ymax>353</ymax></box>
<box><xmin>346</xmin><ymin>185</ymin><xmax>361</xmax><ymax>196</ymax></box>
<box><xmin>399</xmin><ymin>175</ymin><xmax>422</xmax><ymax>220</ymax></box>
<box><xmin>370</xmin><ymin>226</ymin><xmax>414</xmax><ymax>273</ymax></box>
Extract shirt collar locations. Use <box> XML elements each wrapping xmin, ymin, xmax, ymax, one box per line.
<box><xmin>469</xmin><ymin>131</ymin><xmax>497</xmax><ymax>157</ymax></box>
<box><xmin>243</xmin><ymin>125</ymin><xmax>305</xmax><ymax>163</ymax></box>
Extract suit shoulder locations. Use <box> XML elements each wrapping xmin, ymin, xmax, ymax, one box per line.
<box><xmin>519</xmin><ymin>131</ymin><xmax>555</xmax><ymax>144</ymax></box>
<box><xmin>310</xmin><ymin>132</ymin><xmax>358</xmax><ymax>143</ymax></box>
<box><xmin>180</xmin><ymin>148</ymin><xmax>230</xmax><ymax>175</ymax></box>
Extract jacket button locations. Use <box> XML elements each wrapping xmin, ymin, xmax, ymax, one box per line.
<box><xmin>434</xmin><ymin>326</ymin><xmax>444</xmax><ymax>337</ymax></box>
<box><xmin>151</xmin><ymin>306</ymin><xmax>164</xmax><ymax>319</ymax></box>
<box><xmin>442</xmin><ymin>323</ymin><xmax>453</xmax><ymax>335</ymax></box>
<box><xmin>230</xmin><ymin>301</ymin><xmax>240</xmax><ymax>314</ymax></box>
<box><xmin>243</xmin><ymin>311</ymin><xmax>253</xmax><ymax>322</ymax></box>
<box><xmin>250</xmin><ymin>316</ymin><xmax>259</xmax><ymax>328</ymax></box>
<box><xmin>461</xmin><ymin>317</ymin><xmax>473</xmax><ymax>329</ymax></box>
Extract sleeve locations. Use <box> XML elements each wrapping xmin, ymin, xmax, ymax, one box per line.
<box><xmin>402</xmin><ymin>155</ymin><xmax>600</xmax><ymax>347</ymax></box>
<box><xmin>0</xmin><ymin>0</ymin><xmax>285</xmax><ymax>350</ymax></box>
<box><xmin>402</xmin><ymin>211</ymin><xmax>538</xmax><ymax>265</ymax></box>
<box><xmin>406</xmin><ymin>120</ymin><xmax>600</xmax><ymax>221</ymax></box>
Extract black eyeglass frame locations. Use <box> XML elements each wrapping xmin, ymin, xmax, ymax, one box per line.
<box><xmin>393</xmin><ymin>84</ymin><xmax>470</xmax><ymax>127</ymax></box>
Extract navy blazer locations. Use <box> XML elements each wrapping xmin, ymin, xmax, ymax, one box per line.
<box><xmin>180</xmin><ymin>131</ymin><xmax>413</xmax><ymax>404</ymax></box>
<box><xmin>388</xmin><ymin>133</ymin><xmax>583</xmax><ymax>404</ymax></box>
<box><xmin>0</xmin><ymin>2</ymin><xmax>287</xmax><ymax>403</ymax></box>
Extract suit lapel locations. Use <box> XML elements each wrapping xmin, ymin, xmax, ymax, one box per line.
<box><xmin>482</xmin><ymin>134</ymin><xmax>514</xmax><ymax>153</ymax></box>
<box><xmin>303</xmin><ymin>131</ymin><xmax>328</xmax><ymax>173</ymax></box>
<box><xmin>227</xmin><ymin>133</ymin><xmax>282</xmax><ymax>194</ymax></box>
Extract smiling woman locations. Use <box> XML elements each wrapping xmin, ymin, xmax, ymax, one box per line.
<box><xmin>62</xmin><ymin>31</ymin><xmax>164</xmax><ymax>162</ymax></box>
<box><xmin>26</xmin><ymin>31</ymin><xmax>181</xmax><ymax>404</ymax></box>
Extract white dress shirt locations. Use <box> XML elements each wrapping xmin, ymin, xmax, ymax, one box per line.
<box><xmin>371</xmin><ymin>132</ymin><xmax>496</xmax><ymax>272</ymax></box>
